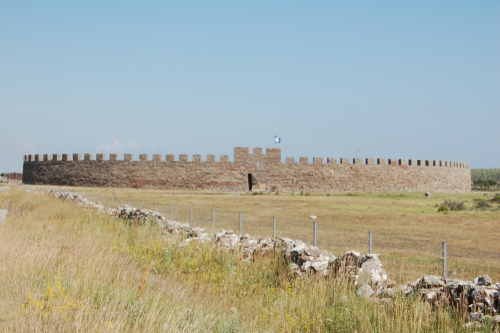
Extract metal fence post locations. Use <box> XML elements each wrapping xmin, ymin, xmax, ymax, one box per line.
<box><xmin>170</xmin><ymin>204</ymin><xmax>173</xmax><ymax>221</ymax></box>
<box><xmin>313</xmin><ymin>222</ymin><xmax>317</xmax><ymax>247</ymax></box>
<box><xmin>154</xmin><ymin>203</ymin><xmax>157</xmax><ymax>212</ymax></box>
<box><xmin>190</xmin><ymin>206</ymin><xmax>193</xmax><ymax>227</ymax></box>
<box><xmin>239</xmin><ymin>212</ymin><xmax>242</xmax><ymax>236</ymax></box>
<box><xmin>212</xmin><ymin>209</ymin><xmax>215</xmax><ymax>234</ymax></box>
<box><xmin>273</xmin><ymin>216</ymin><xmax>276</xmax><ymax>239</ymax></box>
<box><xmin>369</xmin><ymin>231</ymin><xmax>373</xmax><ymax>254</ymax></box>
<box><xmin>443</xmin><ymin>241</ymin><xmax>447</xmax><ymax>278</ymax></box>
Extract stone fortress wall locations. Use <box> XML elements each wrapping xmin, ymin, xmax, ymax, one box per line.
<box><xmin>22</xmin><ymin>147</ymin><xmax>471</xmax><ymax>193</ymax></box>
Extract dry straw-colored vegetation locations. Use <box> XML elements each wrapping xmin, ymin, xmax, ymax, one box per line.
<box><xmin>46</xmin><ymin>185</ymin><xmax>500</xmax><ymax>283</ymax></box>
<box><xmin>0</xmin><ymin>186</ymin><xmax>498</xmax><ymax>332</ymax></box>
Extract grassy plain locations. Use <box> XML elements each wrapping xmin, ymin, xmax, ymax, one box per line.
<box><xmin>44</xmin><ymin>185</ymin><xmax>500</xmax><ymax>283</ymax></box>
<box><xmin>0</xmin><ymin>187</ymin><xmax>494</xmax><ymax>332</ymax></box>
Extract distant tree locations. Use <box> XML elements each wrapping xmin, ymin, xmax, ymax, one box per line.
<box><xmin>471</xmin><ymin>169</ymin><xmax>500</xmax><ymax>187</ymax></box>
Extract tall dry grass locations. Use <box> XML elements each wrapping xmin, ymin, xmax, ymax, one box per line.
<box><xmin>0</xmin><ymin>188</ymin><xmax>234</xmax><ymax>332</ymax></box>
<box><xmin>0</xmin><ymin>187</ymin><xmax>492</xmax><ymax>332</ymax></box>
<box><xmin>37</xmin><ymin>185</ymin><xmax>500</xmax><ymax>283</ymax></box>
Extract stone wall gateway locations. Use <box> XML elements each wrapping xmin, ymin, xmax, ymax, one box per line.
<box><xmin>22</xmin><ymin>147</ymin><xmax>471</xmax><ymax>193</ymax></box>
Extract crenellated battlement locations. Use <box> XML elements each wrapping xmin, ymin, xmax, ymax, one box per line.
<box><xmin>23</xmin><ymin>147</ymin><xmax>470</xmax><ymax>169</ymax></box>
<box><xmin>22</xmin><ymin>147</ymin><xmax>471</xmax><ymax>192</ymax></box>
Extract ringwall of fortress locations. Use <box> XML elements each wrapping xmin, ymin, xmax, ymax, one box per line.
<box><xmin>22</xmin><ymin>147</ymin><xmax>471</xmax><ymax>193</ymax></box>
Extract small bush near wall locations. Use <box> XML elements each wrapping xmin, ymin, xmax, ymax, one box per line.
<box><xmin>439</xmin><ymin>201</ymin><xmax>467</xmax><ymax>211</ymax></box>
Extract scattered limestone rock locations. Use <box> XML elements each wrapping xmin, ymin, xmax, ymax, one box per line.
<box><xmin>289</xmin><ymin>263</ymin><xmax>301</xmax><ymax>276</ymax></box>
<box><xmin>419</xmin><ymin>275</ymin><xmax>446</xmax><ymax>289</ymax></box>
<box><xmin>474</xmin><ymin>275</ymin><xmax>492</xmax><ymax>286</ymax></box>
<box><xmin>469</xmin><ymin>312</ymin><xmax>484</xmax><ymax>321</ymax></box>
<box><xmin>357</xmin><ymin>284</ymin><xmax>374</xmax><ymax>298</ymax></box>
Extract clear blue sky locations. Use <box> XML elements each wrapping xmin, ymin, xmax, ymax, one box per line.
<box><xmin>1</xmin><ymin>1</ymin><xmax>498</xmax><ymax>172</ymax></box>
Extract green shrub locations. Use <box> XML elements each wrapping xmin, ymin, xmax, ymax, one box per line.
<box><xmin>473</xmin><ymin>179</ymin><xmax>498</xmax><ymax>188</ymax></box>
<box><xmin>439</xmin><ymin>201</ymin><xmax>467</xmax><ymax>211</ymax></box>
<box><xmin>437</xmin><ymin>205</ymin><xmax>449</xmax><ymax>213</ymax></box>
<box><xmin>475</xmin><ymin>200</ymin><xmax>492</xmax><ymax>210</ymax></box>
<box><xmin>491</xmin><ymin>196</ymin><xmax>500</xmax><ymax>203</ymax></box>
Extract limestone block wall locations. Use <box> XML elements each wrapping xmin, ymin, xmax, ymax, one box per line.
<box><xmin>22</xmin><ymin>147</ymin><xmax>471</xmax><ymax>193</ymax></box>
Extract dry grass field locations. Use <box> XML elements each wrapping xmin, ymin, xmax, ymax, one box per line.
<box><xmin>29</xmin><ymin>185</ymin><xmax>500</xmax><ymax>284</ymax></box>
<box><xmin>0</xmin><ymin>186</ymin><xmax>493</xmax><ymax>332</ymax></box>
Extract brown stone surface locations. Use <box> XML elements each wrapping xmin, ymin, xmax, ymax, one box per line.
<box><xmin>252</xmin><ymin>148</ymin><xmax>262</xmax><ymax>162</ymax></box>
<box><xmin>23</xmin><ymin>147</ymin><xmax>471</xmax><ymax>192</ymax></box>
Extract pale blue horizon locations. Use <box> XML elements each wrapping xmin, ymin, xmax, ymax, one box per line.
<box><xmin>1</xmin><ymin>1</ymin><xmax>499</xmax><ymax>172</ymax></box>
